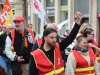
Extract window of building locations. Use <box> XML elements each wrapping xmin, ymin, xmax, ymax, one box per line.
<box><xmin>60</xmin><ymin>11</ymin><xmax>68</xmax><ymax>36</ymax></box>
<box><xmin>97</xmin><ymin>0</ymin><xmax>100</xmax><ymax>14</ymax></box>
<box><xmin>46</xmin><ymin>0</ymin><xmax>54</xmax><ymax>7</ymax></box>
<box><xmin>61</xmin><ymin>0</ymin><xmax>68</xmax><ymax>6</ymax></box>
<box><xmin>74</xmin><ymin>0</ymin><xmax>89</xmax><ymax>18</ymax></box>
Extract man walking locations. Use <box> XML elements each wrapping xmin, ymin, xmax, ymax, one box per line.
<box><xmin>29</xmin><ymin>12</ymin><xmax>82</xmax><ymax>75</ymax></box>
<box><xmin>5</xmin><ymin>16</ymin><xmax>35</xmax><ymax>75</ymax></box>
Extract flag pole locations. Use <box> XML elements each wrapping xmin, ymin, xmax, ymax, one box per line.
<box><xmin>45</xmin><ymin>14</ymin><xmax>50</xmax><ymax>23</ymax></box>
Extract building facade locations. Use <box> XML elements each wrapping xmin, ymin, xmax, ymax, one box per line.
<box><xmin>27</xmin><ymin>0</ymin><xmax>68</xmax><ymax>35</ymax></box>
<box><xmin>0</xmin><ymin>0</ymin><xmax>100</xmax><ymax>42</ymax></box>
<box><xmin>68</xmin><ymin>0</ymin><xmax>100</xmax><ymax>41</ymax></box>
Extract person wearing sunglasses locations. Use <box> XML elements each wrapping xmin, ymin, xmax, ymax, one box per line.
<box><xmin>83</xmin><ymin>28</ymin><xmax>100</xmax><ymax>67</ymax></box>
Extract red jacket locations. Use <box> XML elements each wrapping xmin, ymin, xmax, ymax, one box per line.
<box><xmin>37</xmin><ymin>38</ymin><xmax>42</xmax><ymax>48</ymax></box>
<box><xmin>92</xmin><ymin>40</ymin><xmax>100</xmax><ymax>66</ymax></box>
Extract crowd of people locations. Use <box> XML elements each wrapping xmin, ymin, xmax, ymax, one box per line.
<box><xmin>0</xmin><ymin>11</ymin><xmax>100</xmax><ymax>75</ymax></box>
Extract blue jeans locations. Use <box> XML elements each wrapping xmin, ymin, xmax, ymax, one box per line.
<box><xmin>0</xmin><ymin>56</ymin><xmax>11</xmax><ymax>75</ymax></box>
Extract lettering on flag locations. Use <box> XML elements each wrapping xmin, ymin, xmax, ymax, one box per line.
<box><xmin>1</xmin><ymin>6</ymin><xmax>10</xmax><ymax>22</ymax></box>
<box><xmin>32</xmin><ymin>0</ymin><xmax>47</xmax><ymax>24</ymax></box>
<box><xmin>0</xmin><ymin>0</ymin><xmax>13</xmax><ymax>25</ymax></box>
<box><xmin>34</xmin><ymin>0</ymin><xmax>41</xmax><ymax>14</ymax></box>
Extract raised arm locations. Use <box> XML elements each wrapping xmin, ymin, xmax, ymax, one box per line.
<box><xmin>59</xmin><ymin>12</ymin><xmax>82</xmax><ymax>51</ymax></box>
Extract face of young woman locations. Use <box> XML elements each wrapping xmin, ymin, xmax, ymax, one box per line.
<box><xmin>78</xmin><ymin>38</ymin><xmax>88</xmax><ymax>49</ymax></box>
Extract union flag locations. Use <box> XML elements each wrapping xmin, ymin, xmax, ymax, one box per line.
<box><xmin>32</xmin><ymin>0</ymin><xmax>47</xmax><ymax>24</ymax></box>
<box><xmin>0</xmin><ymin>0</ymin><xmax>13</xmax><ymax>25</ymax></box>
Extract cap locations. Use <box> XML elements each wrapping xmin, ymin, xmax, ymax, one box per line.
<box><xmin>13</xmin><ymin>16</ymin><xmax>24</xmax><ymax>22</ymax></box>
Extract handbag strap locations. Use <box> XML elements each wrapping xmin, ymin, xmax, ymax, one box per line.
<box><xmin>20</xmin><ymin>29</ymin><xmax>26</xmax><ymax>54</ymax></box>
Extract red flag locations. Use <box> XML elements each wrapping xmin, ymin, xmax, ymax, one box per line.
<box><xmin>0</xmin><ymin>0</ymin><xmax>13</xmax><ymax>25</ymax></box>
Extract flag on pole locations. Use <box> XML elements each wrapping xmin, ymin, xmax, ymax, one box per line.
<box><xmin>32</xmin><ymin>0</ymin><xmax>47</xmax><ymax>24</ymax></box>
<box><xmin>0</xmin><ymin>0</ymin><xmax>13</xmax><ymax>25</ymax></box>
<box><xmin>57</xmin><ymin>19</ymin><xmax>75</xmax><ymax>31</ymax></box>
<box><xmin>57</xmin><ymin>19</ymin><xmax>68</xmax><ymax>31</ymax></box>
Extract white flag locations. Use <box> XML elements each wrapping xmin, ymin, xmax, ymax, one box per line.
<box><xmin>57</xmin><ymin>19</ymin><xmax>68</xmax><ymax>31</ymax></box>
<box><xmin>32</xmin><ymin>0</ymin><xmax>47</xmax><ymax>24</ymax></box>
<box><xmin>57</xmin><ymin>19</ymin><xmax>75</xmax><ymax>31</ymax></box>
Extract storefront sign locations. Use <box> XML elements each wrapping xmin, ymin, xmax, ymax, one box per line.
<box><xmin>46</xmin><ymin>9</ymin><xmax>55</xmax><ymax>16</ymax></box>
<box><xmin>82</xmin><ymin>14</ymin><xmax>89</xmax><ymax>18</ymax></box>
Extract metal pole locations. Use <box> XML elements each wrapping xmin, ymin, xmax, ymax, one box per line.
<box><xmin>45</xmin><ymin>14</ymin><xmax>50</xmax><ymax>23</ymax></box>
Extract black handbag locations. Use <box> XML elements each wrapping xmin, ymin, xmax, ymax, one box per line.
<box><xmin>11</xmin><ymin>61</ymin><xmax>22</xmax><ymax>75</ymax></box>
<box><xmin>11</xmin><ymin>29</ymin><xmax>26</xmax><ymax>75</ymax></box>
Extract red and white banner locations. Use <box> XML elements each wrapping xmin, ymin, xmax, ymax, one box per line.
<box><xmin>32</xmin><ymin>0</ymin><xmax>47</xmax><ymax>24</ymax></box>
<box><xmin>0</xmin><ymin>0</ymin><xmax>13</xmax><ymax>25</ymax></box>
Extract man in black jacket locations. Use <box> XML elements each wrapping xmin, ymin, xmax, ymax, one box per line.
<box><xmin>0</xmin><ymin>24</ymin><xmax>14</xmax><ymax>75</ymax></box>
<box><xmin>28</xmin><ymin>22</ymin><xmax>63</xmax><ymax>75</ymax></box>
<box><xmin>5</xmin><ymin>16</ymin><xmax>35</xmax><ymax>75</ymax></box>
<box><xmin>29</xmin><ymin>12</ymin><xmax>82</xmax><ymax>75</ymax></box>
